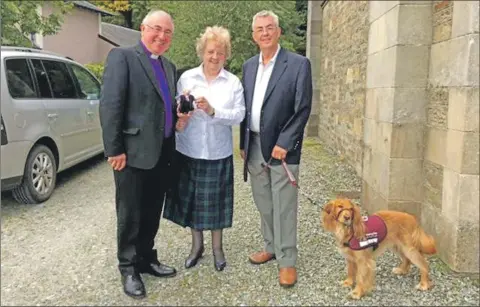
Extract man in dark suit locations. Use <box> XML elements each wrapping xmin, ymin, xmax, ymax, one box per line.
<box><xmin>239</xmin><ymin>10</ymin><xmax>312</xmax><ymax>288</ymax></box>
<box><xmin>99</xmin><ymin>10</ymin><xmax>183</xmax><ymax>299</ymax></box>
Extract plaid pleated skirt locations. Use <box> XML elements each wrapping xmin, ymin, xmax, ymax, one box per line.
<box><xmin>163</xmin><ymin>152</ymin><xmax>234</xmax><ymax>230</ymax></box>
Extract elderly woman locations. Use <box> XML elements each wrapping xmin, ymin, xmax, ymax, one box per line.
<box><xmin>163</xmin><ymin>26</ymin><xmax>245</xmax><ymax>271</ymax></box>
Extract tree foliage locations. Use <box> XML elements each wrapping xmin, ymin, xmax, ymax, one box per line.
<box><xmin>136</xmin><ymin>1</ymin><xmax>306</xmax><ymax>75</ymax></box>
<box><xmin>1</xmin><ymin>0</ymin><xmax>73</xmax><ymax>47</ymax></box>
<box><xmin>93</xmin><ymin>0</ymin><xmax>134</xmax><ymax>28</ymax></box>
<box><xmin>95</xmin><ymin>0</ymin><xmax>130</xmax><ymax>12</ymax></box>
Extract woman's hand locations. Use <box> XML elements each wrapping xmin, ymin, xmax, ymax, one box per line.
<box><xmin>195</xmin><ymin>96</ymin><xmax>214</xmax><ymax>116</ymax></box>
<box><xmin>176</xmin><ymin>118</ymin><xmax>188</xmax><ymax>132</ymax></box>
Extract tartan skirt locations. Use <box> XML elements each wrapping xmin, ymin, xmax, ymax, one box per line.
<box><xmin>163</xmin><ymin>152</ymin><xmax>234</xmax><ymax>230</ymax></box>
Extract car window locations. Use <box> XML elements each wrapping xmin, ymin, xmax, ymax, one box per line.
<box><xmin>41</xmin><ymin>60</ymin><xmax>77</xmax><ymax>99</ymax></box>
<box><xmin>31</xmin><ymin>59</ymin><xmax>53</xmax><ymax>98</ymax></box>
<box><xmin>5</xmin><ymin>58</ymin><xmax>37</xmax><ymax>99</ymax></box>
<box><xmin>70</xmin><ymin>64</ymin><xmax>101</xmax><ymax>100</ymax></box>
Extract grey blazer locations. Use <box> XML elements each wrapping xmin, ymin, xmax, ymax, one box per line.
<box><xmin>239</xmin><ymin>47</ymin><xmax>313</xmax><ymax>182</ymax></box>
<box><xmin>99</xmin><ymin>43</ymin><xmax>178</xmax><ymax>170</ymax></box>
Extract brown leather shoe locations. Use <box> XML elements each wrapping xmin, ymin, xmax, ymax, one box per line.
<box><xmin>248</xmin><ymin>251</ymin><xmax>276</xmax><ymax>265</ymax></box>
<box><xmin>279</xmin><ymin>267</ymin><xmax>297</xmax><ymax>288</ymax></box>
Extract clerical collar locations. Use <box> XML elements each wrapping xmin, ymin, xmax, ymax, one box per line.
<box><xmin>140</xmin><ymin>41</ymin><xmax>160</xmax><ymax>59</ymax></box>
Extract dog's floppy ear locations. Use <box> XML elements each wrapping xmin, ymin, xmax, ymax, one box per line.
<box><xmin>321</xmin><ymin>200</ymin><xmax>336</xmax><ymax>231</ymax></box>
<box><xmin>323</xmin><ymin>201</ymin><xmax>334</xmax><ymax>215</ymax></box>
<box><xmin>352</xmin><ymin>202</ymin><xmax>366</xmax><ymax>240</ymax></box>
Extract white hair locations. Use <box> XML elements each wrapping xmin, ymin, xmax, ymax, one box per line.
<box><xmin>196</xmin><ymin>26</ymin><xmax>232</xmax><ymax>59</ymax></box>
<box><xmin>142</xmin><ymin>9</ymin><xmax>174</xmax><ymax>29</ymax></box>
<box><xmin>251</xmin><ymin>10</ymin><xmax>279</xmax><ymax>31</ymax></box>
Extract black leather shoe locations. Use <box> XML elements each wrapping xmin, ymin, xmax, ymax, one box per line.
<box><xmin>138</xmin><ymin>249</ymin><xmax>177</xmax><ymax>277</ymax></box>
<box><xmin>121</xmin><ymin>273</ymin><xmax>146</xmax><ymax>299</ymax></box>
<box><xmin>139</xmin><ymin>261</ymin><xmax>177</xmax><ymax>277</ymax></box>
<box><xmin>185</xmin><ymin>247</ymin><xmax>204</xmax><ymax>269</ymax></box>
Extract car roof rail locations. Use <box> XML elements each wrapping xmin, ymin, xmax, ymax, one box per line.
<box><xmin>1</xmin><ymin>46</ymin><xmax>70</xmax><ymax>59</ymax></box>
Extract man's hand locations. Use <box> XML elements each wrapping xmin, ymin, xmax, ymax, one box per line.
<box><xmin>108</xmin><ymin>153</ymin><xmax>127</xmax><ymax>171</ymax></box>
<box><xmin>240</xmin><ymin>149</ymin><xmax>245</xmax><ymax>160</ymax></box>
<box><xmin>271</xmin><ymin>145</ymin><xmax>287</xmax><ymax>160</ymax></box>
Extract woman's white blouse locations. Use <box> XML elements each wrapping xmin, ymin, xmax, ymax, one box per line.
<box><xmin>175</xmin><ymin>65</ymin><xmax>246</xmax><ymax>160</ymax></box>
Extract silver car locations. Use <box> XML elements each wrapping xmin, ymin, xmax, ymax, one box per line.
<box><xmin>1</xmin><ymin>46</ymin><xmax>104</xmax><ymax>204</ymax></box>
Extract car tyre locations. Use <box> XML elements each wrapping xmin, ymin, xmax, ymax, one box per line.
<box><xmin>12</xmin><ymin>145</ymin><xmax>57</xmax><ymax>204</ymax></box>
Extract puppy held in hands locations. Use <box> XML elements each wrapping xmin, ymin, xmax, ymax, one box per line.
<box><xmin>321</xmin><ymin>198</ymin><xmax>437</xmax><ymax>300</ymax></box>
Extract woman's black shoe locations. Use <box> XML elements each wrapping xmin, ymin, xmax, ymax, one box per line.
<box><xmin>185</xmin><ymin>247</ymin><xmax>204</xmax><ymax>269</ymax></box>
<box><xmin>213</xmin><ymin>254</ymin><xmax>227</xmax><ymax>271</ymax></box>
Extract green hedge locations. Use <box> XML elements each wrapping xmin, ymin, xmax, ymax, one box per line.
<box><xmin>84</xmin><ymin>62</ymin><xmax>105</xmax><ymax>83</ymax></box>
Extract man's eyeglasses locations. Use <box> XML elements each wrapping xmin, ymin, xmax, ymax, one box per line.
<box><xmin>145</xmin><ymin>24</ymin><xmax>173</xmax><ymax>37</ymax></box>
<box><xmin>253</xmin><ymin>26</ymin><xmax>277</xmax><ymax>34</ymax></box>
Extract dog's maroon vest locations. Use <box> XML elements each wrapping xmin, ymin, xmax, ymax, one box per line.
<box><xmin>345</xmin><ymin>215</ymin><xmax>387</xmax><ymax>250</ymax></box>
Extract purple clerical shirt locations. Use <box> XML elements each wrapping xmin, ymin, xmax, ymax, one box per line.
<box><xmin>141</xmin><ymin>42</ymin><xmax>173</xmax><ymax>138</ymax></box>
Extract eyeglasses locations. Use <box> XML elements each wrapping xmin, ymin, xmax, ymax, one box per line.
<box><xmin>145</xmin><ymin>24</ymin><xmax>173</xmax><ymax>37</ymax></box>
<box><xmin>253</xmin><ymin>26</ymin><xmax>277</xmax><ymax>34</ymax></box>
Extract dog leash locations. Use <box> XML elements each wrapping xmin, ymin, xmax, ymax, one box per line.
<box><xmin>259</xmin><ymin>159</ymin><xmax>324</xmax><ymax>208</ymax></box>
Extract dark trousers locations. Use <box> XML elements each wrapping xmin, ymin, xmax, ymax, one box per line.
<box><xmin>113</xmin><ymin>137</ymin><xmax>173</xmax><ymax>276</ymax></box>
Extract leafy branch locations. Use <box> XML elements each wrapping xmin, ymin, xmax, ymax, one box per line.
<box><xmin>1</xmin><ymin>0</ymin><xmax>73</xmax><ymax>47</ymax></box>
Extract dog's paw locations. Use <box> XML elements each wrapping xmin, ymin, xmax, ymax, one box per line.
<box><xmin>392</xmin><ymin>267</ymin><xmax>409</xmax><ymax>275</ymax></box>
<box><xmin>415</xmin><ymin>281</ymin><xmax>433</xmax><ymax>291</ymax></box>
<box><xmin>341</xmin><ymin>278</ymin><xmax>354</xmax><ymax>288</ymax></box>
<box><xmin>347</xmin><ymin>291</ymin><xmax>362</xmax><ymax>300</ymax></box>
<box><xmin>347</xmin><ymin>289</ymin><xmax>364</xmax><ymax>300</ymax></box>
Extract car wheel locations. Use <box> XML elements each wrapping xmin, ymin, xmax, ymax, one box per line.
<box><xmin>12</xmin><ymin>144</ymin><xmax>57</xmax><ymax>204</ymax></box>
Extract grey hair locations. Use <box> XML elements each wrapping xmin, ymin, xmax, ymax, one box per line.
<box><xmin>141</xmin><ymin>9</ymin><xmax>174</xmax><ymax>29</ymax></box>
<box><xmin>251</xmin><ymin>10</ymin><xmax>279</xmax><ymax>31</ymax></box>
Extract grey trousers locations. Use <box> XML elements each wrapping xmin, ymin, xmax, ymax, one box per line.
<box><xmin>247</xmin><ymin>134</ymin><xmax>299</xmax><ymax>268</ymax></box>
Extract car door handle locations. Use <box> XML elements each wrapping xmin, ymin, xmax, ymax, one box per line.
<box><xmin>47</xmin><ymin>113</ymin><xmax>58</xmax><ymax>119</ymax></box>
<box><xmin>86</xmin><ymin>111</ymin><xmax>94</xmax><ymax>116</ymax></box>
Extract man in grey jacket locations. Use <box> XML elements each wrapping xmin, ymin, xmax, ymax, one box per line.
<box><xmin>99</xmin><ymin>10</ymin><xmax>183</xmax><ymax>299</ymax></box>
<box><xmin>240</xmin><ymin>10</ymin><xmax>313</xmax><ymax>288</ymax></box>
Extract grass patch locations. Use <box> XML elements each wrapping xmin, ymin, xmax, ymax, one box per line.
<box><xmin>430</xmin><ymin>255</ymin><xmax>453</xmax><ymax>274</ymax></box>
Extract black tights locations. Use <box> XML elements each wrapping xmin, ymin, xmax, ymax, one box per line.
<box><xmin>189</xmin><ymin>229</ymin><xmax>225</xmax><ymax>262</ymax></box>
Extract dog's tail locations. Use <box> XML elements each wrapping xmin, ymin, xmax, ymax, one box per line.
<box><xmin>414</xmin><ymin>227</ymin><xmax>437</xmax><ymax>255</ymax></box>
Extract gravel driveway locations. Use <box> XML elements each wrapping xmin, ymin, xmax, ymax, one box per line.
<box><xmin>1</xmin><ymin>132</ymin><xmax>479</xmax><ymax>306</ymax></box>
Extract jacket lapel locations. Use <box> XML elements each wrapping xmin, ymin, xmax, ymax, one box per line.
<box><xmin>246</xmin><ymin>56</ymin><xmax>259</xmax><ymax>110</ymax></box>
<box><xmin>262</xmin><ymin>48</ymin><xmax>288</xmax><ymax>105</ymax></box>
<box><xmin>135</xmin><ymin>44</ymin><xmax>163</xmax><ymax>100</ymax></box>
